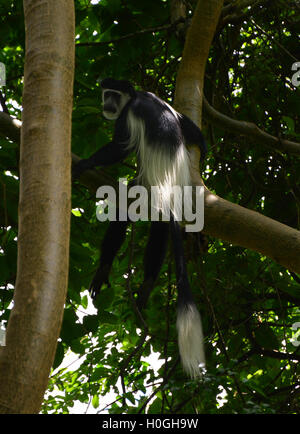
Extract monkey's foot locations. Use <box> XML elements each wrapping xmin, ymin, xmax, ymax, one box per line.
<box><xmin>89</xmin><ymin>265</ymin><xmax>110</xmax><ymax>299</ymax></box>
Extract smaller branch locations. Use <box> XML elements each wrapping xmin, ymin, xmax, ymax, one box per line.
<box><xmin>203</xmin><ymin>96</ymin><xmax>300</xmax><ymax>156</ymax></box>
<box><xmin>219</xmin><ymin>0</ymin><xmax>268</xmax><ymax>29</ymax></box>
<box><xmin>120</xmin><ymin>373</ymin><xmax>126</xmax><ymax>408</ymax></box>
<box><xmin>250</xmin><ymin>19</ymin><xmax>299</xmax><ymax>62</ymax></box>
<box><xmin>76</xmin><ymin>18</ymin><xmax>186</xmax><ymax>48</ymax></box>
<box><xmin>195</xmin><ymin>240</ymin><xmax>246</xmax><ymax>405</ymax></box>
<box><xmin>0</xmin><ymin>112</ymin><xmax>22</xmax><ymax>143</ymax></box>
<box><xmin>259</xmin><ymin>348</ymin><xmax>300</xmax><ymax>361</ymax></box>
<box><xmin>0</xmin><ymin>178</ymin><xmax>8</xmax><ymax>229</ymax></box>
<box><xmin>119</xmin><ymin>224</ymin><xmax>149</xmax><ymax>376</ymax></box>
<box><xmin>138</xmin><ymin>357</ymin><xmax>180</xmax><ymax>414</ymax></box>
<box><xmin>237</xmin><ymin>347</ymin><xmax>300</xmax><ymax>363</ymax></box>
<box><xmin>290</xmin><ymin>271</ymin><xmax>300</xmax><ymax>285</ymax></box>
<box><xmin>267</xmin><ymin>382</ymin><xmax>300</xmax><ymax>397</ymax></box>
<box><xmin>0</xmin><ymin>92</ymin><xmax>9</xmax><ymax>115</ymax></box>
<box><xmin>221</xmin><ymin>0</ymin><xmax>262</xmax><ymax>16</ymax></box>
<box><xmin>97</xmin><ymin>380</ymin><xmax>162</xmax><ymax>414</ymax></box>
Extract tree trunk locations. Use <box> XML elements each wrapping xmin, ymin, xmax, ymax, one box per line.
<box><xmin>174</xmin><ymin>0</ymin><xmax>224</xmax><ymax>126</ymax></box>
<box><xmin>0</xmin><ymin>0</ymin><xmax>74</xmax><ymax>414</ymax></box>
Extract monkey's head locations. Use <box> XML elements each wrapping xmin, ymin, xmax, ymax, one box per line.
<box><xmin>101</xmin><ymin>78</ymin><xmax>136</xmax><ymax>120</ymax></box>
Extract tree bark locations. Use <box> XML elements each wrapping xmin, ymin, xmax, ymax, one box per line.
<box><xmin>174</xmin><ymin>0</ymin><xmax>224</xmax><ymax>125</ymax></box>
<box><xmin>0</xmin><ymin>0</ymin><xmax>74</xmax><ymax>414</ymax></box>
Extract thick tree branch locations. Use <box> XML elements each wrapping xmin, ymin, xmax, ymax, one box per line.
<box><xmin>1</xmin><ymin>111</ymin><xmax>300</xmax><ymax>274</ymax></box>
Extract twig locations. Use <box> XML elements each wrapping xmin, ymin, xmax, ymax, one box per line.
<box><xmin>137</xmin><ymin>357</ymin><xmax>180</xmax><ymax>414</ymax></box>
<box><xmin>290</xmin><ymin>271</ymin><xmax>300</xmax><ymax>285</ymax></box>
<box><xmin>0</xmin><ymin>91</ymin><xmax>9</xmax><ymax>115</ymax></box>
<box><xmin>119</xmin><ymin>224</ymin><xmax>149</xmax><ymax>375</ymax></box>
<box><xmin>250</xmin><ymin>18</ymin><xmax>299</xmax><ymax>62</ymax></box>
<box><xmin>196</xmin><ymin>237</ymin><xmax>246</xmax><ymax>405</ymax></box>
<box><xmin>76</xmin><ymin>18</ymin><xmax>186</xmax><ymax>48</ymax></box>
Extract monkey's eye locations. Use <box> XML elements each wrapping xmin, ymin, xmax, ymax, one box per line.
<box><xmin>104</xmin><ymin>91</ymin><xmax>121</xmax><ymax>104</ymax></box>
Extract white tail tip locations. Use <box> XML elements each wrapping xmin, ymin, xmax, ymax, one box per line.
<box><xmin>176</xmin><ymin>302</ymin><xmax>205</xmax><ymax>379</ymax></box>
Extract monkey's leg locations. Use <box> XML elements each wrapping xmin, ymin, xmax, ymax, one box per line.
<box><xmin>136</xmin><ymin>221</ymin><xmax>169</xmax><ymax>310</ymax></box>
<box><xmin>90</xmin><ymin>219</ymin><xmax>129</xmax><ymax>299</ymax></box>
<box><xmin>169</xmin><ymin>217</ymin><xmax>194</xmax><ymax>304</ymax></box>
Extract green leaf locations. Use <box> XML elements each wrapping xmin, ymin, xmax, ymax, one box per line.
<box><xmin>90</xmin><ymin>367</ymin><xmax>108</xmax><ymax>382</ymax></box>
<box><xmin>148</xmin><ymin>398</ymin><xmax>162</xmax><ymax>414</ymax></box>
<box><xmin>70</xmin><ymin>338</ymin><xmax>86</xmax><ymax>355</ymax></box>
<box><xmin>53</xmin><ymin>341</ymin><xmax>65</xmax><ymax>370</ymax></box>
<box><xmin>83</xmin><ymin>314</ymin><xmax>99</xmax><ymax>333</ymax></box>
<box><xmin>94</xmin><ymin>287</ymin><xmax>115</xmax><ymax>310</ymax></box>
<box><xmin>81</xmin><ymin>294</ymin><xmax>88</xmax><ymax>309</ymax></box>
<box><xmin>254</xmin><ymin>324</ymin><xmax>279</xmax><ymax>350</ymax></box>
<box><xmin>98</xmin><ymin>311</ymin><xmax>118</xmax><ymax>325</ymax></box>
<box><xmin>60</xmin><ymin>309</ymin><xmax>86</xmax><ymax>344</ymax></box>
<box><xmin>92</xmin><ymin>394</ymin><xmax>99</xmax><ymax>409</ymax></box>
<box><xmin>282</xmin><ymin>116</ymin><xmax>295</xmax><ymax>133</ymax></box>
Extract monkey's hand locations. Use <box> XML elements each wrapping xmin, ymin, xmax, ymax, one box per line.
<box><xmin>89</xmin><ymin>265</ymin><xmax>111</xmax><ymax>299</ymax></box>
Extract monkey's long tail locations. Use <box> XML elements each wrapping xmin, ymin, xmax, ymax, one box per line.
<box><xmin>176</xmin><ymin>299</ymin><xmax>205</xmax><ymax>378</ymax></box>
<box><xmin>170</xmin><ymin>216</ymin><xmax>205</xmax><ymax>378</ymax></box>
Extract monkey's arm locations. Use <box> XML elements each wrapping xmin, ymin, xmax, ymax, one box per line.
<box><xmin>72</xmin><ymin>140</ymin><xmax>130</xmax><ymax>180</ymax></box>
<box><xmin>90</xmin><ymin>220</ymin><xmax>129</xmax><ymax>299</ymax></box>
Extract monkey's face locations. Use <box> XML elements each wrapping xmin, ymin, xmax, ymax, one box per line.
<box><xmin>102</xmin><ymin>89</ymin><xmax>131</xmax><ymax>120</ymax></box>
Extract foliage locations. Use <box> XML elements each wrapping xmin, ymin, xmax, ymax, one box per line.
<box><xmin>0</xmin><ymin>0</ymin><xmax>299</xmax><ymax>414</ymax></box>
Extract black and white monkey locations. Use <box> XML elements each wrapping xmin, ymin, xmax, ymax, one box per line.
<box><xmin>73</xmin><ymin>78</ymin><xmax>207</xmax><ymax>378</ymax></box>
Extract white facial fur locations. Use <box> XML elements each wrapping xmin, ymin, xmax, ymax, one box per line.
<box><xmin>102</xmin><ymin>89</ymin><xmax>131</xmax><ymax>120</ymax></box>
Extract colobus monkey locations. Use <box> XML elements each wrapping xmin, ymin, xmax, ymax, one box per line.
<box><xmin>73</xmin><ymin>78</ymin><xmax>207</xmax><ymax>378</ymax></box>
